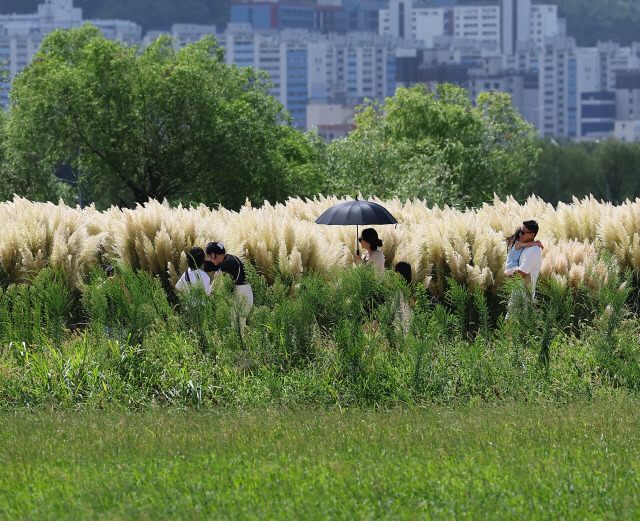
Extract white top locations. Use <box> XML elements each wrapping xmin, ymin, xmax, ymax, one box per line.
<box><xmin>175</xmin><ymin>268</ymin><xmax>212</xmax><ymax>295</ymax></box>
<box><xmin>517</xmin><ymin>245</ymin><xmax>542</xmax><ymax>298</ymax></box>
<box><xmin>362</xmin><ymin>249</ymin><xmax>385</xmax><ymax>275</ymax></box>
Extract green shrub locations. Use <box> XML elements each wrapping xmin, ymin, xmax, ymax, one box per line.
<box><xmin>1</xmin><ymin>260</ymin><xmax>640</xmax><ymax>410</ymax></box>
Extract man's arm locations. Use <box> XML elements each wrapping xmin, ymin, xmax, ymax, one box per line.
<box><xmin>513</xmin><ymin>269</ymin><xmax>531</xmax><ymax>284</ymax></box>
<box><xmin>515</xmin><ymin>240</ymin><xmax>543</xmax><ymax>250</ymax></box>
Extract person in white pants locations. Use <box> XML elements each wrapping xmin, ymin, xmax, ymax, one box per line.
<box><xmin>506</xmin><ymin>220</ymin><xmax>542</xmax><ymax>321</ymax></box>
<box><xmin>205</xmin><ymin>241</ymin><xmax>253</xmax><ymax>329</ymax></box>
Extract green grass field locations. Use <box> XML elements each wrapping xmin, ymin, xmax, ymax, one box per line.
<box><xmin>2</xmin><ymin>264</ymin><xmax>640</xmax><ymax>519</ymax></box>
<box><xmin>2</xmin><ymin>397</ymin><xmax>640</xmax><ymax>520</ymax></box>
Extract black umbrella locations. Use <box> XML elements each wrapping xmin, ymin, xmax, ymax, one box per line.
<box><xmin>315</xmin><ymin>199</ymin><xmax>397</xmax><ymax>255</ymax></box>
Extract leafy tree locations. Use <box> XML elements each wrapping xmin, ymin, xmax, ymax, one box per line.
<box><xmin>324</xmin><ymin>84</ymin><xmax>539</xmax><ymax>207</ymax></box>
<box><xmin>593</xmin><ymin>139</ymin><xmax>640</xmax><ymax>204</ymax></box>
<box><xmin>1</xmin><ymin>25</ymin><xmax>321</xmax><ymax>209</ymax></box>
<box><xmin>531</xmin><ymin>139</ymin><xmax>603</xmax><ymax>204</ymax></box>
<box><xmin>532</xmin><ymin>138</ymin><xmax>640</xmax><ymax>205</ymax></box>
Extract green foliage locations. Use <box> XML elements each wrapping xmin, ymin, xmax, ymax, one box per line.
<box><xmin>1</xmin><ymin>263</ymin><xmax>640</xmax><ymax>409</ymax></box>
<box><xmin>472</xmin><ymin>285</ymin><xmax>490</xmax><ymax>338</ymax></box>
<box><xmin>0</xmin><ymin>283</ymin><xmax>44</xmax><ymax>347</ymax></box>
<box><xmin>31</xmin><ymin>267</ymin><xmax>74</xmax><ymax>349</ymax></box>
<box><xmin>587</xmin><ymin>264</ymin><xmax>639</xmax><ymax>388</ymax></box>
<box><xmin>325</xmin><ymin>84</ymin><xmax>539</xmax><ymax>207</ymax></box>
<box><xmin>82</xmin><ymin>265</ymin><xmax>172</xmax><ymax>346</ymax></box>
<box><xmin>1</xmin><ymin>26</ymin><xmax>321</xmax><ymax>209</ymax></box>
<box><xmin>554</xmin><ymin>0</ymin><xmax>640</xmax><ymax>46</ymax></box>
<box><xmin>535</xmin><ymin>277</ymin><xmax>575</xmax><ymax>369</ymax></box>
<box><xmin>533</xmin><ymin>138</ymin><xmax>640</xmax><ymax>204</ymax></box>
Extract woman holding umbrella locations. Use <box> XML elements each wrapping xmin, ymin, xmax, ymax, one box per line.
<box><xmin>355</xmin><ymin>228</ymin><xmax>385</xmax><ymax>274</ymax></box>
<box><xmin>314</xmin><ymin>198</ymin><xmax>396</xmax><ymax>274</ymax></box>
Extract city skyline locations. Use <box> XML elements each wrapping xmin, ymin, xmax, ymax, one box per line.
<box><xmin>1</xmin><ymin>0</ymin><xmax>640</xmax><ymax>141</ymax></box>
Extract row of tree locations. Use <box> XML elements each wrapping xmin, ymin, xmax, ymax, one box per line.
<box><xmin>0</xmin><ymin>26</ymin><xmax>541</xmax><ymax>210</ymax></box>
<box><xmin>0</xmin><ymin>26</ymin><xmax>637</xmax><ymax>211</ymax></box>
<box><xmin>533</xmin><ymin>139</ymin><xmax>640</xmax><ymax>205</ymax></box>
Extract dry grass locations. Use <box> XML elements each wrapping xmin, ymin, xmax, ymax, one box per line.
<box><xmin>0</xmin><ymin>197</ymin><xmax>107</xmax><ymax>287</ymax></box>
<box><xmin>0</xmin><ymin>195</ymin><xmax>638</xmax><ymax>293</ymax></box>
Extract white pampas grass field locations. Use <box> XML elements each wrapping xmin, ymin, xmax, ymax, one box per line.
<box><xmin>0</xmin><ymin>195</ymin><xmax>638</xmax><ymax>294</ymax></box>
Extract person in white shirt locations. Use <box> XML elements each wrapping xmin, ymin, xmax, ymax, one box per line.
<box><xmin>354</xmin><ymin>227</ymin><xmax>385</xmax><ymax>275</ymax></box>
<box><xmin>175</xmin><ymin>246</ymin><xmax>212</xmax><ymax>295</ymax></box>
<box><xmin>505</xmin><ymin>220</ymin><xmax>542</xmax><ymax>322</ymax></box>
<box><xmin>509</xmin><ymin>220</ymin><xmax>542</xmax><ymax>299</ymax></box>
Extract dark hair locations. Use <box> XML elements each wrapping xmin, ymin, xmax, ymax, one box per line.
<box><xmin>522</xmin><ymin>219</ymin><xmax>539</xmax><ymax>235</ymax></box>
<box><xmin>360</xmin><ymin>228</ymin><xmax>383</xmax><ymax>250</ymax></box>
<box><xmin>505</xmin><ymin>220</ymin><xmax>539</xmax><ymax>251</ymax></box>
<box><xmin>394</xmin><ymin>262</ymin><xmax>412</xmax><ymax>284</ymax></box>
<box><xmin>187</xmin><ymin>246</ymin><xmax>205</xmax><ymax>270</ymax></box>
<box><xmin>105</xmin><ymin>265</ymin><xmax>119</xmax><ymax>277</ymax></box>
<box><xmin>505</xmin><ymin>226</ymin><xmax>521</xmax><ymax>251</ymax></box>
<box><xmin>205</xmin><ymin>241</ymin><xmax>226</xmax><ymax>256</ymax></box>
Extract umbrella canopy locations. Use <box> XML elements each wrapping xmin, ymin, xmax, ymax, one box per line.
<box><xmin>315</xmin><ymin>200</ymin><xmax>397</xmax><ymax>255</ymax></box>
<box><xmin>315</xmin><ymin>200</ymin><xmax>397</xmax><ymax>226</ymax></box>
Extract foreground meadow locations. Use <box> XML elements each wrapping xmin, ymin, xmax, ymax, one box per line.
<box><xmin>2</xmin><ymin>399</ymin><xmax>640</xmax><ymax>520</ymax></box>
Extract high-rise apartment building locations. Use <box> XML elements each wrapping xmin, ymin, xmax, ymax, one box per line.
<box><xmin>4</xmin><ymin>0</ymin><xmax>640</xmax><ymax>140</ymax></box>
<box><xmin>0</xmin><ymin>0</ymin><xmax>141</xmax><ymax>107</ymax></box>
<box><xmin>380</xmin><ymin>0</ymin><xmax>555</xmax><ymax>53</ymax></box>
<box><xmin>208</xmin><ymin>24</ymin><xmax>399</xmax><ymax>128</ymax></box>
<box><xmin>501</xmin><ymin>0</ymin><xmax>530</xmax><ymax>55</ymax></box>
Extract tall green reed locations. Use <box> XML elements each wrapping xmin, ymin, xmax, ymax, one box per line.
<box><xmin>32</xmin><ymin>267</ymin><xmax>74</xmax><ymax>349</ymax></box>
<box><xmin>2</xmin><ymin>257</ymin><xmax>640</xmax><ymax>410</ymax></box>
<box><xmin>0</xmin><ymin>283</ymin><xmax>45</xmax><ymax>347</ymax></box>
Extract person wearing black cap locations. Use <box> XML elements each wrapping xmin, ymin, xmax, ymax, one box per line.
<box><xmin>205</xmin><ymin>241</ymin><xmax>254</xmax><ymax>309</ymax></box>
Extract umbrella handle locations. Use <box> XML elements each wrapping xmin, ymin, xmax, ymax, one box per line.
<box><xmin>356</xmin><ymin>225</ymin><xmax>359</xmax><ymax>256</ymax></box>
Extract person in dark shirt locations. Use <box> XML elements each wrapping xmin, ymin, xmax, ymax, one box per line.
<box><xmin>205</xmin><ymin>241</ymin><xmax>254</xmax><ymax>310</ymax></box>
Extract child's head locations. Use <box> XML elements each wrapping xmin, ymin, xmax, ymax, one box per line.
<box><xmin>187</xmin><ymin>246</ymin><xmax>205</xmax><ymax>270</ymax></box>
<box><xmin>105</xmin><ymin>265</ymin><xmax>120</xmax><ymax>278</ymax></box>
<box><xmin>506</xmin><ymin>226</ymin><xmax>523</xmax><ymax>249</ymax></box>
<box><xmin>394</xmin><ymin>262</ymin><xmax>412</xmax><ymax>284</ymax></box>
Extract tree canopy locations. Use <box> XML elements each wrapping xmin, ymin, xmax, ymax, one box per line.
<box><xmin>323</xmin><ymin>84</ymin><xmax>539</xmax><ymax>207</ymax></box>
<box><xmin>533</xmin><ymin>138</ymin><xmax>640</xmax><ymax>205</ymax></box>
<box><xmin>1</xmin><ymin>25</ymin><xmax>321</xmax><ymax>209</ymax></box>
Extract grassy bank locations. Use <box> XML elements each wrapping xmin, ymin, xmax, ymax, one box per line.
<box><xmin>1</xmin><ymin>259</ymin><xmax>639</xmax><ymax>409</ymax></box>
<box><xmin>2</xmin><ymin>398</ymin><xmax>639</xmax><ymax>520</ymax></box>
